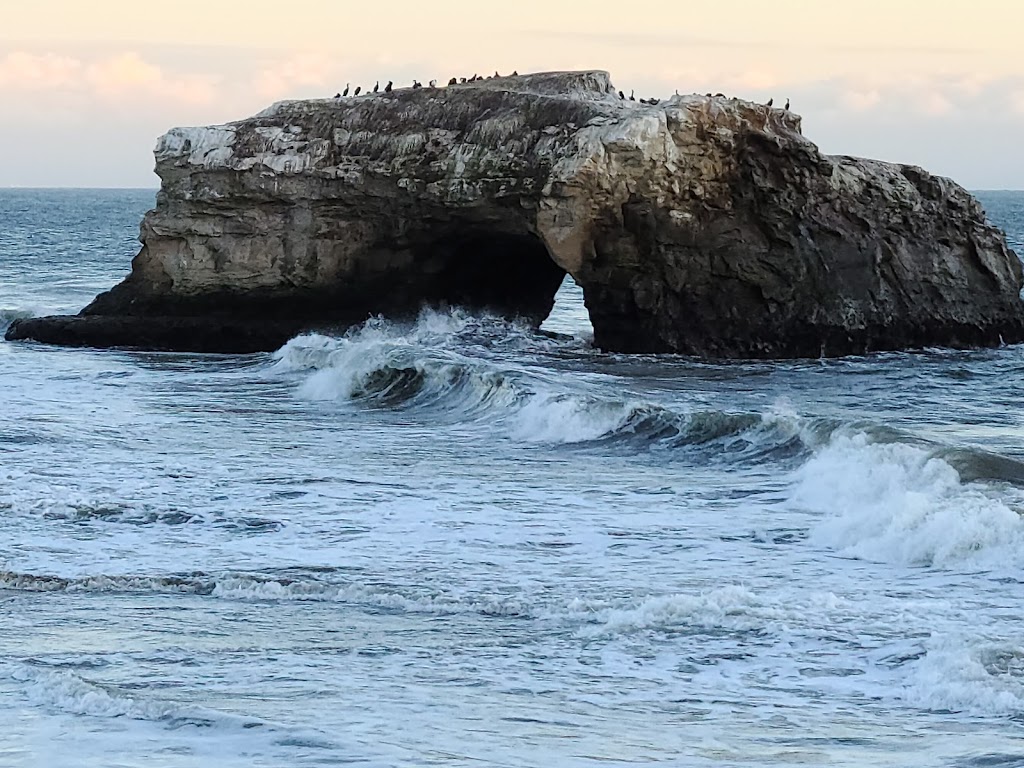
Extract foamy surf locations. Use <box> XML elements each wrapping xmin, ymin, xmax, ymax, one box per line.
<box><xmin>901</xmin><ymin>634</ymin><xmax>1024</xmax><ymax>715</ymax></box>
<box><xmin>796</xmin><ymin>431</ymin><xmax>1024</xmax><ymax>569</ymax></box>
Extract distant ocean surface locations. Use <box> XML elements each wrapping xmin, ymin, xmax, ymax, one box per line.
<box><xmin>2</xmin><ymin>189</ymin><xmax>1024</xmax><ymax>767</ymax></box>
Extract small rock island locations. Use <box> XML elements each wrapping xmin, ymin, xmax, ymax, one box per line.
<box><xmin>9</xmin><ymin>70</ymin><xmax>1024</xmax><ymax>357</ymax></box>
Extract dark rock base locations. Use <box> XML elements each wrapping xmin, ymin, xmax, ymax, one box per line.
<box><xmin>5</xmin><ymin>315</ymin><xmax>308</xmax><ymax>354</ymax></box>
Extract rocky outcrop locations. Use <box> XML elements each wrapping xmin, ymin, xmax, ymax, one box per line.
<box><xmin>9</xmin><ymin>70</ymin><xmax>1024</xmax><ymax>356</ymax></box>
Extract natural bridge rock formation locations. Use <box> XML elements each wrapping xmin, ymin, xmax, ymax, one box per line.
<box><xmin>9</xmin><ymin>70</ymin><xmax>1024</xmax><ymax>356</ymax></box>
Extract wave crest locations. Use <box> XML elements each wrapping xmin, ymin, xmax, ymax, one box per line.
<box><xmin>273</xmin><ymin>311</ymin><xmax>816</xmax><ymax>458</ymax></box>
<box><xmin>799</xmin><ymin>432</ymin><xmax>1024</xmax><ymax>569</ymax></box>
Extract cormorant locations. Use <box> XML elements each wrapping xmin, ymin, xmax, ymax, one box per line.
<box><xmin>460</xmin><ymin>77</ymin><xmax>467</xmax><ymax>83</ymax></box>
<box><xmin>373</xmin><ymin>81</ymin><xmax>379</xmax><ymax>93</ymax></box>
<box><xmin>343</xmin><ymin>84</ymin><xmax>350</xmax><ymax>97</ymax></box>
<box><xmin>706</xmin><ymin>92</ymin><xmax>712</xmax><ymax>97</ymax></box>
<box><xmin>494</xmin><ymin>71</ymin><xmax>500</xmax><ymax>78</ymax></box>
<box><xmin>639</xmin><ymin>98</ymin><xmax>648</xmax><ymax>104</ymax></box>
<box><xmin>429</xmin><ymin>79</ymin><xmax>437</xmax><ymax>87</ymax></box>
<box><xmin>649</xmin><ymin>98</ymin><xmax>660</xmax><ymax>105</ymax></box>
<box><xmin>629</xmin><ymin>90</ymin><xmax>635</xmax><ymax>101</ymax></box>
<box><xmin>511</xmin><ymin>70</ymin><xmax>518</xmax><ymax>76</ymax></box>
<box><xmin>449</xmin><ymin>77</ymin><xmax>457</xmax><ymax>86</ymax></box>
<box><xmin>785</xmin><ymin>98</ymin><xmax>790</xmax><ymax>110</ymax></box>
<box><xmin>715</xmin><ymin>92</ymin><xmax>724</xmax><ymax>97</ymax></box>
<box><xmin>472</xmin><ymin>74</ymin><xmax>479</xmax><ymax>82</ymax></box>
<box><xmin>385</xmin><ymin>81</ymin><xmax>393</xmax><ymax>93</ymax></box>
<box><xmin>766</xmin><ymin>97</ymin><xmax>773</xmax><ymax>107</ymax></box>
<box><xmin>412</xmin><ymin>80</ymin><xmax>422</xmax><ymax>89</ymax></box>
<box><xmin>354</xmin><ymin>86</ymin><xmax>361</xmax><ymax>96</ymax></box>
<box><xmin>618</xmin><ymin>90</ymin><xmax>625</xmax><ymax>100</ymax></box>
<box><xmin>334</xmin><ymin>92</ymin><xmax>341</xmax><ymax>98</ymax></box>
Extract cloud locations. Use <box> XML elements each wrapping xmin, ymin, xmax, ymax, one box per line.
<box><xmin>0</xmin><ymin>51</ymin><xmax>81</xmax><ymax>90</ymax></box>
<box><xmin>0</xmin><ymin>50</ymin><xmax>218</xmax><ymax>107</ymax></box>
<box><xmin>86</xmin><ymin>52</ymin><xmax>218</xmax><ymax>106</ymax></box>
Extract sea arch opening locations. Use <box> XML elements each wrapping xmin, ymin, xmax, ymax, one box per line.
<box><xmin>411</xmin><ymin>227</ymin><xmax>571</xmax><ymax>326</ymax></box>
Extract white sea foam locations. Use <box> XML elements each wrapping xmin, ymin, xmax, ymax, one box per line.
<box><xmin>509</xmin><ymin>393</ymin><xmax>636</xmax><ymax>443</ymax></box>
<box><xmin>902</xmin><ymin>634</ymin><xmax>1024</xmax><ymax>715</ymax></box>
<box><xmin>11</xmin><ymin>665</ymin><xmax>182</xmax><ymax>721</ymax></box>
<box><xmin>797</xmin><ymin>432</ymin><xmax>1024</xmax><ymax>568</ymax></box>
<box><xmin>578</xmin><ymin>585</ymin><xmax>785</xmax><ymax>636</ymax></box>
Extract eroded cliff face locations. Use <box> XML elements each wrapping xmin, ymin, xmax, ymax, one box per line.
<box><xmin>9</xmin><ymin>70</ymin><xmax>1024</xmax><ymax>356</ymax></box>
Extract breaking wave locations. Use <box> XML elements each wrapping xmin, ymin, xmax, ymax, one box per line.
<box><xmin>797</xmin><ymin>430</ymin><xmax>1024</xmax><ymax>569</ymax></box>
<box><xmin>272</xmin><ymin>310</ymin><xmax>823</xmax><ymax>460</ymax></box>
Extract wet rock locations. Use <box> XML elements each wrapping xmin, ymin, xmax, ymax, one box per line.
<box><xmin>9</xmin><ymin>70</ymin><xmax>1024</xmax><ymax>357</ymax></box>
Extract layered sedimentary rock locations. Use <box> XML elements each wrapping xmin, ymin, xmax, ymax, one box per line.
<box><xmin>9</xmin><ymin>70</ymin><xmax>1024</xmax><ymax>356</ymax></box>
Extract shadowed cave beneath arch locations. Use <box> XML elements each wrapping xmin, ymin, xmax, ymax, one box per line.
<box><xmin>405</xmin><ymin>230</ymin><xmax>571</xmax><ymax>326</ymax></box>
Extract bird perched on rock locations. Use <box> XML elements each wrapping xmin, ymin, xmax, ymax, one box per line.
<box><xmin>412</xmin><ymin>80</ymin><xmax>422</xmax><ymax>89</ymax></box>
<box><xmin>494</xmin><ymin>71</ymin><xmax>500</xmax><ymax>78</ymax></box>
<box><xmin>618</xmin><ymin>90</ymin><xmax>625</xmax><ymax>100</ymax></box>
<box><xmin>343</xmin><ymin>84</ymin><xmax>350</xmax><ymax>97</ymax></box>
<box><xmin>785</xmin><ymin>98</ymin><xmax>790</xmax><ymax>110</ymax></box>
<box><xmin>472</xmin><ymin>74</ymin><xmax>479</xmax><ymax>82</ymax></box>
<box><xmin>385</xmin><ymin>81</ymin><xmax>393</xmax><ymax>93</ymax></box>
<box><xmin>629</xmin><ymin>90</ymin><xmax>635</xmax><ymax>101</ymax></box>
<box><xmin>649</xmin><ymin>98</ymin><xmax>660</xmax><ymax>105</ymax></box>
<box><xmin>334</xmin><ymin>92</ymin><xmax>341</xmax><ymax>98</ymax></box>
<box><xmin>373</xmin><ymin>81</ymin><xmax>379</xmax><ymax>93</ymax></box>
<box><xmin>766</xmin><ymin>97</ymin><xmax>773</xmax><ymax>107</ymax></box>
<box><xmin>429</xmin><ymin>79</ymin><xmax>437</xmax><ymax>87</ymax></box>
<box><xmin>639</xmin><ymin>98</ymin><xmax>648</xmax><ymax>104</ymax></box>
<box><xmin>706</xmin><ymin>92</ymin><xmax>712</xmax><ymax>97</ymax></box>
<box><xmin>715</xmin><ymin>92</ymin><xmax>725</xmax><ymax>97</ymax></box>
<box><xmin>511</xmin><ymin>70</ymin><xmax>518</xmax><ymax>76</ymax></box>
<box><xmin>448</xmin><ymin>77</ymin><xmax>457</xmax><ymax>85</ymax></box>
<box><xmin>460</xmin><ymin>77</ymin><xmax>467</xmax><ymax>84</ymax></box>
<box><xmin>354</xmin><ymin>86</ymin><xmax>361</xmax><ymax>96</ymax></box>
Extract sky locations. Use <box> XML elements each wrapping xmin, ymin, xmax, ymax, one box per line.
<box><xmin>2</xmin><ymin>0</ymin><xmax>1023</xmax><ymax>188</ymax></box>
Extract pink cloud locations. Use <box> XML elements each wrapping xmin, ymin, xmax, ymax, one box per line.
<box><xmin>0</xmin><ymin>52</ymin><xmax>81</xmax><ymax>90</ymax></box>
<box><xmin>0</xmin><ymin>50</ymin><xmax>218</xmax><ymax>108</ymax></box>
<box><xmin>86</xmin><ymin>53</ymin><xmax>218</xmax><ymax>107</ymax></box>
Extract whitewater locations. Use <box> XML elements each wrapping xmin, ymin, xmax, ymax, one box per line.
<box><xmin>1</xmin><ymin>188</ymin><xmax>1024</xmax><ymax>767</ymax></box>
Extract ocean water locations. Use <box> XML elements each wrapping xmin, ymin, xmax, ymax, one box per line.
<box><xmin>1</xmin><ymin>188</ymin><xmax>1024</xmax><ymax>767</ymax></box>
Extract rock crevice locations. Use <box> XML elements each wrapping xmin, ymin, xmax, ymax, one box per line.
<box><xmin>9</xmin><ymin>70</ymin><xmax>1024</xmax><ymax>356</ymax></box>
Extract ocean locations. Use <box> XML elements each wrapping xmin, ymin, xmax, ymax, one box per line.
<box><xmin>1</xmin><ymin>188</ymin><xmax>1023</xmax><ymax>767</ymax></box>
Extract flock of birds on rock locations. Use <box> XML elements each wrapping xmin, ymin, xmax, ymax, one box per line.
<box><xmin>332</xmin><ymin>73</ymin><xmax>790</xmax><ymax>112</ymax></box>
<box><xmin>335</xmin><ymin>71</ymin><xmax>520</xmax><ymax>99</ymax></box>
<box><xmin>701</xmin><ymin>92</ymin><xmax>790</xmax><ymax>111</ymax></box>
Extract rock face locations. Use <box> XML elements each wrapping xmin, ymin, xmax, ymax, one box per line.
<box><xmin>9</xmin><ymin>70</ymin><xmax>1024</xmax><ymax>356</ymax></box>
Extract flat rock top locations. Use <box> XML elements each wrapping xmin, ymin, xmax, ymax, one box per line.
<box><xmin>154</xmin><ymin>70</ymin><xmax>805</xmax><ymax>179</ymax></box>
